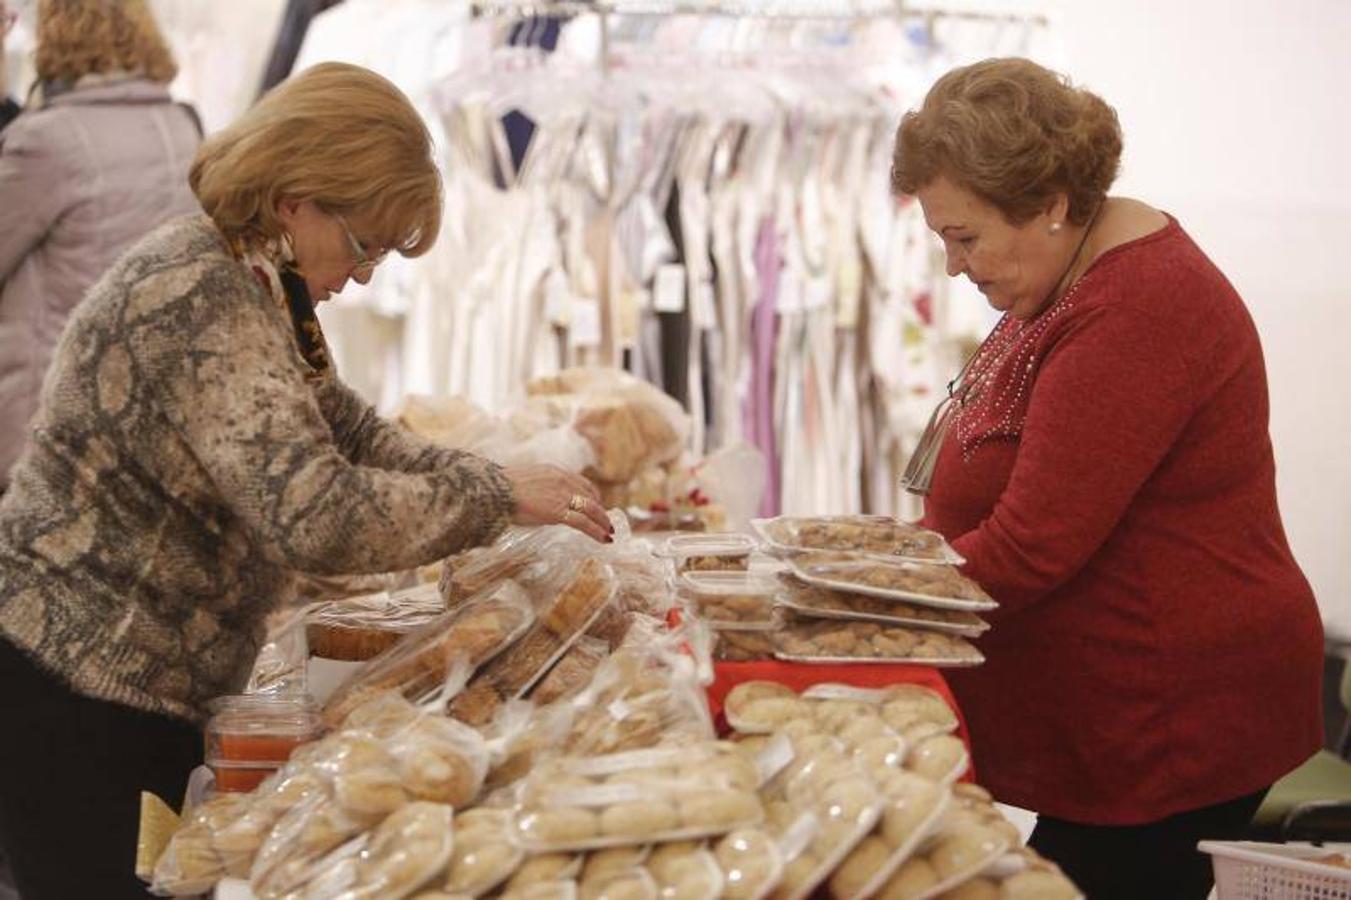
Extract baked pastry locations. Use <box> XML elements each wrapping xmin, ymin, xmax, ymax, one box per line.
<box><xmin>351</xmin><ymin>802</ymin><xmax>455</xmax><ymax>898</ymax></box>
<box><xmin>714</xmin><ymin>829</ymin><xmax>781</xmax><ymax>900</ymax></box>
<box><xmin>761</xmin><ymin>516</ymin><xmax>953</xmax><ymax>560</ymax></box>
<box><xmin>444</xmin><ymin>809</ymin><xmax>521</xmax><ymax>895</ymax></box>
<box><xmin>829</xmin><ymin>835</ymin><xmax>891</xmax><ymax>899</ymax></box>
<box><xmin>599</xmin><ymin>801</ymin><xmax>681</xmax><ymax>839</ymax></box>
<box><xmin>506</xmin><ymin>853</ymin><xmax>582</xmax><ymax>890</ymax></box>
<box><xmin>518</xmin><ymin>808</ymin><xmax>601</xmax><ymax>846</ymax></box>
<box><xmin>677</xmin><ymin>790</ymin><xmax>762</xmax><ymax>831</ymax></box>
<box><xmin>928</xmin><ymin>824</ymin><xmax>1008</xmax><ymax>880</ymax></box>
<box><xmin>878</xmin><ymin>857</ymin><xmax>940</xmax><ymax>899</ymax></box>
<box><xmin>529</xmin><ymin>637</ymin><xmax>609</xmax><ymax>705</ymax></box>
<box><xmin>646</xmin><ymin>845</ymin><xmax>724</xmax><ymax>900</ymax></box>
<box><xmin>714</xmin><ymin>630</ymin><xmax>776</xmax><ymax>661</ymax></box>
<box><xmin>777</xmin><ymin>575</ymin><xmax>988</xmax><ymax>633</ymax></box>
<box><xmin>907</xmin><ymin>735</ymin><xmax>969</xmax><ymax>784</ymax></box>
<box><xmin>584</xmin><ymin>846</ymin><xmax>652</xmax><ymax>879</ymax></box>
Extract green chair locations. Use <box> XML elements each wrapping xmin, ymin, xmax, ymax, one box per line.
<box><xmin>1252</xmin><ymin>657</ymin><xmax>1351</xmax><ymax>840</ymax></box>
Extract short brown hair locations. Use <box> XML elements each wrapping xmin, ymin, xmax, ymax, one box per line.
<box><xmin>35</xmin><ymin>0</ymin><xmax>177</xmax><ymax>85</ymax></box>
<box><xmin>190</xmin><ymin>63</ymin><xmax>442</xmax><ymax>257</ymax></box>
<box><xmin>892</xmin><ymin>58</ymin><xmax>1122</xmax><ymax>226</ymax></box>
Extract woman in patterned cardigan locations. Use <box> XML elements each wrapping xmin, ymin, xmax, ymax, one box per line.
<box><xmin>0</xmin><ymin>62</ymin><xmax>612</xmax><ymax>900</ymax></box>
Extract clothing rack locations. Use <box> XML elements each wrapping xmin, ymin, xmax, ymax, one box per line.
<box><xmin>469</xmin><ymin>0</ymin><xmax>1049</xmax><ymax>71</ymax></box>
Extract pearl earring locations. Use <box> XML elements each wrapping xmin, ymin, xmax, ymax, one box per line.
<box><xmin>1049</xmin><ymin>222</ymin><xmax>1063</xmax><ymax>234</ymax></box>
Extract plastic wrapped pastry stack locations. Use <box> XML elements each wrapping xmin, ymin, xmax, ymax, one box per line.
<box><xmin>695</xmin><ymin>515</ymin><xmax>995</xmax><ymax>667</ymax></box>
<box><xmin>144</xmin><ymin>515</ymin><xmax>1078</xmax><ymax>899</ymax></box>
<box><xmin>150</xmin><ymin>673</ymin><xmax>1079</xmax><ymax>899</ymax></box>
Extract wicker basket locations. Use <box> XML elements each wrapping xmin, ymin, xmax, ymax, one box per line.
<box><xmin>1199</xmin><ymin>840</ymin><xmax>1351</xmax><ymax>899</ymax></box>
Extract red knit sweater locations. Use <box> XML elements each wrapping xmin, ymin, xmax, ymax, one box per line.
<box><xmin>922</xmin><ymin>216</ymin><xmax>1323</xmax><ymax>825</ymax></box>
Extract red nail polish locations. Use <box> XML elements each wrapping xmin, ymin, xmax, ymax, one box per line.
<box><xmin>605</xmin><ymin>535</ymin><xmax>614</xmax><ymax>543</ymax></box>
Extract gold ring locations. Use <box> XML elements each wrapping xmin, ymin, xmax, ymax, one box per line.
<box><xmin>568</xmin><ymin>494</ymin><xmax>586</xmax><ymax>512</ymax></box>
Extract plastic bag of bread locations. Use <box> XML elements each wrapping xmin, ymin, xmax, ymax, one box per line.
<box><xmin>299</xmin><ymin>802</ymin><xmax>456</xmax><ymax>900</ymax></box>
<box><xmin>935</xmin><ymin>845</ymin><xmax>1082</xmax><ymax>899</ymax></box>
<box><xmin>526</xmin><ymin>367</ymin><xmax>691</xmax><ymax>484</ymax></box>
<box><xmin>250</xmin><ymin>694</ymin><xmax>488</xmax><ymax>898</ymax></box>
<box><xmin>395</xmin><ymin>393</ymin><xmax>595</xmax><ymax>475</ymax></box>
<box><xmin>394</xmin><ymin>394</ymin><xmax>496</xmax><ymax>448</ymax></box>
<box><xmin>149</xmin><ymin>731</ymin><xmax>355</xmax><ymax>895</ymax></box>
<box><xmin>441</xmin><ymin>526</ymin><xmax>563</xmax><ymax>604</ymax></box>
<box><xmin>577</xmin><ymin>865</ymin><xmax>659</xmax><ymax>900</ymax></box>
<box><xmin>449</xmin><ymin>513</ymin><xmax>671</xmax><ymax>616</ymax></box>
<box><xmin>438</xmin><ymin>808</ymin><xmax>526</xmax><ymax>897</ymax></box>
<box><xmin>905</xmin><ymin>734</ymin><xmax>970</xmax><ymax>786</ymax></box>
<box><xmin>801</xmin><ymin>683</ymin><xmax>960</xmax><ymax>747</ymax></box>
<box><xmin>247</xmin><ymin>606</ymin><xmax>312</xmax><ymax>695</ymax></box>
<box><xmin>150</xmin><ymin>793</ymin><xmax>255</xmax><ymax>895</ymax></box>
<box><xmin>529</xmin><ymin>636</ymin><xmax>611</xmax><ymax>706</ymax></box>
<box><xmin>828</xmin><ymin>770</ymin><xmax>951</xmax><ymax>900</ymax></box>
<box><xmin>559</xmin><ymin>619</ymin><xmax>715</xmax><ymax>756</ymax></box>
<box><xmin>322</xmin><ymin>582</ymin><xmax>534</xmax><ymax>728</ymax></box>
<box><xmin>480</xmin><ymin>699</ymin><xmax>578</xmax><ymax>795</ymax></box>
<box><xmin>775</xmin><ymin>575</ymin><xmax>990</xmax><ymax>637</ymax></box>
<box><xmin>723</xmin><ymin>682</ymin><xmax>814</xmax><ymax>736</ymax></box>
<box><xmin>786</xmin><ymin>553</ymin><xmax>994</xmax><ymax>610</ymax></box>
<box><xmin>773</xmin><ymin>618</ymin><xmax>985</xmax><ymax>667</ymax></box>
<box><xmin>875</xmin><ymin>820</ymin><xmax>1010</xmax><ymax>900</ymax></box>
<box><xmin>502</xmin><ymin>853</ymin><xmax>583</xmax><ymax>894</ymax></box>
<box><xmin>307</xmin><ymin>584</ymin><xmax>447</xmax><ymax>662</ymax></box>
<box><xmin>644</xmin><ymin>841</ymin><xmax>726</xmax><ymax>900</ymax></box>
<box><xmin>601</xmin><ymin>517</ymin><xmax>677</xmax><ymax>617</ymax></box>
<box><xmin>500</xmin><ymin>880</ymin><xmax>581</xmax><ymax>900</ymax></box>
<box><xmin>512</xmin><ymin>743</ymin><xmax>770</xmax><ymax>852</ymax></box>
<box><xmin>713</xmin><ymin>828</ymin><xmax>785</xmax><ymax>900</ymax></box>
<box><xmin>449</xmin><ymin>559</ymin><xmax>617</xmax><ymax>727</ymax></box>
<box><xmin>760</xmin><ymin>738</ymin><xmax>884</xmax><ymax>900</ymax></box>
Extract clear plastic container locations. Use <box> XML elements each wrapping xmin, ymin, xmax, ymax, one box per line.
<box><xmin>660</xmin><ymin>534</ymin><xmax>756</xmax><ymax>573</ymax></box>
<box><xmin>205</xmin><ymin>694</ymin><xmax>323</xmax><ymax>793</ymax></box>
<box><xmin>679</xmin><ymin>571</ymin><xmax>781</xmax><ymax>627</ymax></box>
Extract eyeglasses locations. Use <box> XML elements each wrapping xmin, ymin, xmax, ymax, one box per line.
<box><xmin>333</xmin><ymin>213</ymin><xmax>389</xmax><ymax>279</ymax></box>
<box><xmin>898</xmin><ymin>343</ymin><xmax>986</xmax><ymax>497</ymax></box>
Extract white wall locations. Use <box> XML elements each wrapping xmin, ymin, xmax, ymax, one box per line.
<box><xmin>1057</xmin><ymin>0</ymin><xmax>1351</xmax><ymax>637</ymax></box>
<box><xmin>934</xmin><ymin>0</ymin><xmax>1351</xmax><ymax>634</ymax></box>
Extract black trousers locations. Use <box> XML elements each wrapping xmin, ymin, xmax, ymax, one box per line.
<box><xmin>0</xmin><ymin>638</ymin><xmax>201</xmax><ymax>899</ymax></box>
<box><xmin>1030</xmin><ymin>788</ymin><xmax>1268</xmax><ymax>899</ymax></box>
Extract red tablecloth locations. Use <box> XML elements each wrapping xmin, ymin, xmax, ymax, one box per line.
<box><xmin>706</xmin><ymin>661</ymin><xmax>976</xmax><ymax>783</ymax></box>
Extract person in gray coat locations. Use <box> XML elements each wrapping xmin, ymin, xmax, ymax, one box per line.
<box><xmin>0</xmin><ymin>0</ymin><xmax>200</xmax><ymax>491</ymax></box>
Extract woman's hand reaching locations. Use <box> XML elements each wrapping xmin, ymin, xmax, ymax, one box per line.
<box><xmin>503</xmin><ymin>465</ymin><xmax>613</xmax><ymax>543</ymax></box>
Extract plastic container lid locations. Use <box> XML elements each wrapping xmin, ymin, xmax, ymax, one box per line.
<box><xmin>659</xmin><ymin>534</ymin><xmax>756</xmax><ymax>561</ymax></box>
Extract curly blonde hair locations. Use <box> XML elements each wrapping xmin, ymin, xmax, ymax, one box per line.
<box><xmin>893</xmin><ymin>58</ymin><xmax>1122</xmax><ymax>226</ymax></box>
<box><xmin>189</xmin><ymin>63</ymin><xmax>442</xmax><ymax>258</ymax></box>
<box><xmin>35</xmin><ymin>0</ymin><xmax>177</xmax><ymax>85</ymax></box>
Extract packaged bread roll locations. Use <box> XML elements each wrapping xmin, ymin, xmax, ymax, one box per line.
<box><xmin>322</xmin><ymin>582</ymin><xmax>535</xmax><ymax>728</ymax></box>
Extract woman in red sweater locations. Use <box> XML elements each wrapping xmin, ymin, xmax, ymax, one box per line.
<box><xmin>895</xmin><ymin>58</ymin><xmax>1323</xmax><ymax>897</ymax></box>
